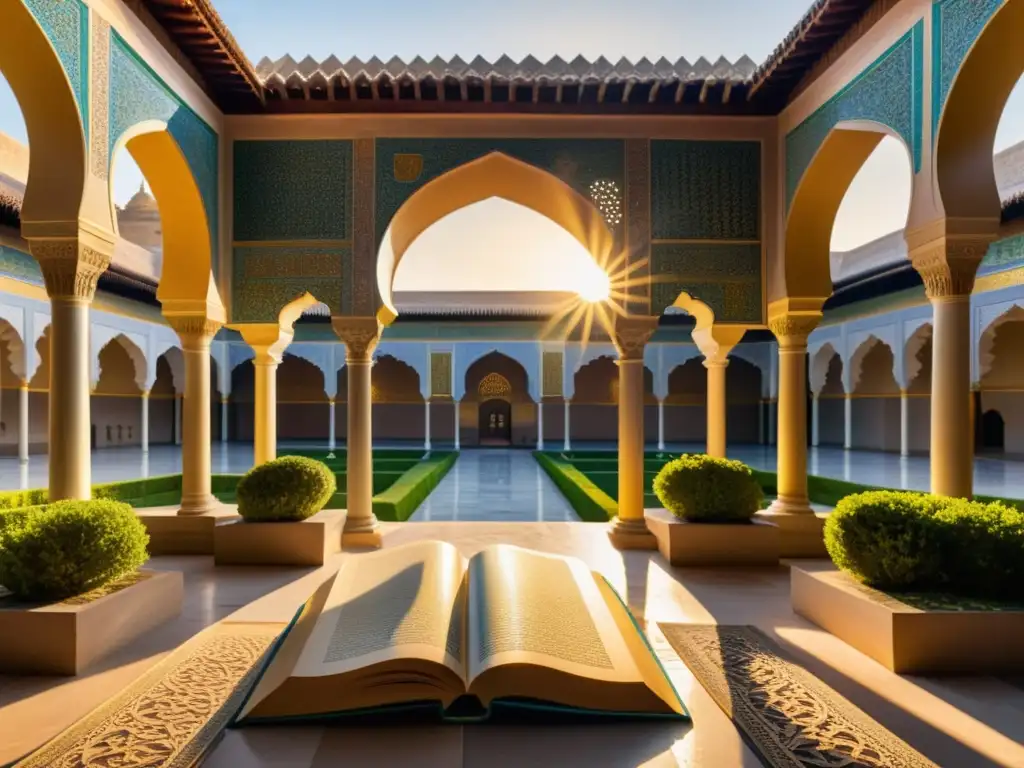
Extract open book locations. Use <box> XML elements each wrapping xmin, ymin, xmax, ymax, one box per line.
<box><xmin>235</xmin><ymin>541</ymin><xmax>687</xmax><ymax>724</ymax></box>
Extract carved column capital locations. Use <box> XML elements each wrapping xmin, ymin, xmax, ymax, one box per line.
<box><xmin>612</xmin><ymin>315</ymin><xmax>659</xmax><ymax>362</ymax></box>
<box><xmin>909</xmin><ymin>235</ymin><xmax>992</xmax><ymax>300</ymax></box>
<box><xmin>768</xmin><ymin>312</ymin><xmax>821</xmax><ymax>351</ymax></box>
<box><xmin>29</xmin><ymin>240</ymin><xmax>111</xmax><ymax>302</ymax></box>
<box><xmin>332</xmin><ymin>316</ymin><xmax>382</xmax><ymax>363</ymax></box>
<box><xmin>167</xmin><ymin>315</ymin><xmax>223</xmax><ymax>351</ymax></box>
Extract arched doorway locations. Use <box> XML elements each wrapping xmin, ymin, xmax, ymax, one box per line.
<box><xmin>479</xmin><ymin>399</ymin><xmax>512</xmax><ymax>445</ymax></box>
<box><xmin>981</xmin><ymin>410</ymin><xmax>1005</xmax><ymax>453</ymax></box>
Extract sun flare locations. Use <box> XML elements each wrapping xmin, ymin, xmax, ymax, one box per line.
<box><xmin>577</xmin><ymin>266</ymin><xmax>611</xmax><ymax>303</ymax></box>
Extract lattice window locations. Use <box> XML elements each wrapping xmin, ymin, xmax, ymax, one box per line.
<box><xmin>478</xmin><ymin>373</ymin><xmax>512</xmax><ymax>399</ymax></box>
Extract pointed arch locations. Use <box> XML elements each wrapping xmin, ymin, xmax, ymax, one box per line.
<box><xmin>0</xmin><ymin>2</ymin><xmax>86</xmax><ymax>233</ymax></box>
<box><xmin>0</xmin><ymin>317</ymin><xmax>26</xmax><ymax>381</ymax></box>
<box><xmin>376</xmin><ymin>152</ymin><xmax>615</xmax><ymax>318</ymax></box>
<box><xmin>96</xmin><ymin>333</ymin><xmax>148</xmax><ymax>392</ymax></box>
<box><xmin>810</xmin><ymin>342</ymin><xmax>840</xmax><ymax>395</ymax></box>
<box><xmin>464</xmin><ymin>351</ymin><xmax>530</xmax><ymax>402</ymax></box>
<box><xmin>934</xmin><ymin>0</ymin><xmax>1024</xmax><ymax>222</ymax></box>
<box><xmin>784</xmin><ymin>124</ymin><xmax>912</xmax><ymax>300</ymax></box>
<box><xmin>849</xmin><ymin>336</ymin><xmax>899</xmax><ymax>395</ymax></box>
<box><xmin>980</xmin><ymin>304</ymin><xmax>1024</xmax><ymax>384</ymax></box>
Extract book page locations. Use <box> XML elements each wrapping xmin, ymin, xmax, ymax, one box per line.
<box><xmin>466</xmin><ymin>545</ymin><xmax>642</xmax><ymax>685</ymax></box>
<box><xmin>292</xmin><ymin>540</ymin><xmax>467</xmax><ymax>680</ymax></box>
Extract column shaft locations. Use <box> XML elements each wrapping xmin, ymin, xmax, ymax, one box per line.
<box><xmin>705</xmin><ymin>361</ymin><xmax>728</xmax><ymax>458</ymax></box>
<box><xmin>253</xmin><ymin>357</ymin><xmax>279</xmax><ymax>466</ymax></box>
<box><xmin>328</xmin><ymin>399</ymin><xmax>337</xmax><ymax>450</ymax></box>
<box><xmin>900</xmin><ymin>391</ymin><xmax>909</xmax><ymax>457</ymax></box>
<box><xmin>18</xmin><ymin>382</ymin><xmax>29</xmax><ymax>463</ymax></box>
<box><xmin>48</xmin><ymin>297</ymin><xmax>92</xmax><ymax>499</ymax></box>
<box><xmin>220</xmin><ymin>396</ymin><xmax>229</xmax><ymax>443</ymax></box>
<box><xmin>774</xmin><ymin>344</ymin><xmax>810</xmax><ymax>511</ymax></box>
<box><xmin>843</xmin><ymin>395</ymin><xmax>853</xmax><ymax>449</ymax></box>
<box><xmin>930</xmin><ymin>297</ymin><xmax>973</xmax><ymax>497</ymax></box>
<box><xmin>563</xmin><ymin>400</ymin><xmax>571</xmax><ymax>451</ymax></box>
<box><xmin>454</xmin><ymin>401</ymin><xmax>461</xmax><ymax>451</ymax></box>
<box><xmin>424</xmin><ymin>399</ymin><xmax>432</xmax><ymax>450</ymax></box>
<box><xmin>536</xmin><ymin>401</ymin><xmax>544</xmax><ymax>450</ymax></box>
<box><xmin>141</xmin><ymin>392</ymin><xmax>150</xmax><ymax>453</ymax></box>
<box><xmin>657</xmin><ymin>399</ymin><xmax>665</xmax><ymax>451</ymax></box>
<box><xmin>175</xmin><ymin>320</ymin><xmax>220</xmax><ymax>516</ymax></box>
<box><xmin>811</xmin><ymin>394</ymin><xmax>820</xmax><ymax>448</ymax></box>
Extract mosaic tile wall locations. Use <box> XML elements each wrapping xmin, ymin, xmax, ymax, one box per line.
<box><xmin>932</xmin><ymin>0</ymin><xmax>1004</xmax><ymax>132</ymax></box>
<box><xmin>24</xmin><ymin>0</ymin><xmax>89</xmax><ymax>138</ymax></box>
<box><xmin>785</xmin><ymin>21</ymin><xmax>924</xmax><ymax>209</ymax></box>
<box><xmin>649</xmin><ymin>140</ymin><xmax>762</xmax><ymax>324</ymax></box>
<box><xmin>231</xmin><ymin>140</ymin><xmax>354</xmax><ymax>322</ymax></box>
<box><xmin>375</xmin><ymin>138</ymin><xmax>625</xmax><ymax>243</ymax></box>
<box><xmin>0</xmin><ymin>245</ymin><xmax>44</xmax><ymax>287</ymax></box>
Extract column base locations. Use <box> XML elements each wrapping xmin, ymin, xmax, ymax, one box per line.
<box><xmin>607</xmin><ymin>516</ymin><xmax>657</xmax><ymax>551</ymax></box>
<box><xmin>177</xmin><ymin>493</ymin><xmax>220</xmax><ymax>517</ymax></box>
<box><xmin>757</xmin><ymin>501</ymin><xmax>826</xmax><ymax>558</ymax></box>
<box><xmin>342</xmin><ymin>515</ymin><xmax>383</xmax><ymax>549</ymax></box>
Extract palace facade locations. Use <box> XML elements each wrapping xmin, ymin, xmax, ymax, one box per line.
<box><xmin>0</xmin><ymin>0</ymin><xmax>1022</xmax><ymax>555</ymax></box>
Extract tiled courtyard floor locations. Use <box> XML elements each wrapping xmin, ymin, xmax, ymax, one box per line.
<box><xmin>1</xmin><ymin>523</ymin><xmax>1021</xmax><ymax>766</ymax></box>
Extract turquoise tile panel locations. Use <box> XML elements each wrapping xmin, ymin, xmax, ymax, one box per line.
<box><xmin>980</xmin><ymin>233</ymin><xmax>1024</xmax><ymax>275</ymax></box>
<box><xmin>108</xmin><ymin>31</ymin><xmax>219</xmax><ymax>270</ymax></box>
<box><xmin>651</xmin><ymin>140</ymin><xmax>760</xmax><ymax>241</ymax></box>
<box><xmin>932</xmin><ymin>0</ymin><xmax>1004</xmax><ymax>133</ymax></box>
<box><xmin>650</xmin><ymin>243</ymin><xmax>762</xmax><ymax>323</ymax></box>
<box><xmin>24</xmin><ymin>0</ymin><xmax>88</xmax><ymax>140</ymax></box>
<box><xmin>786</xmin><ymin>21</ymin><xmax>924</xmax><ymax>210</ymax></box>
<box><xmin>0</xmin><ymin>245</ymin><xmax>43</xmax><ymax>286</ymax></box>
<box><xmin>375</xmin><ymin>138</ymin><xmax>625</xmax><ymax>244</ymax></box>
<box><xmin>233</xmin><ymin>140</ymin><xmax>353</xmax><ymax>242</ymax></box>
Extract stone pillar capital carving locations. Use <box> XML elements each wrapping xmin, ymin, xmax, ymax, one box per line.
<box><xmin>611</xmin><ymin>315</ymin><xmax>659</xmax><ymax>362</ymax></box>
<box><xmin>908</xmin><ymin>235</ymin><xmax>993</xmax><ymax>300</ymax></box>
<box><xmin>29</xmin><ymin>239</ymin><xmax>112</xmax><ymax>302</ymax></box>
<box><xmin>333</xmin><ymin>316</ymin><xmax>382</xmax><ymax>363</ymax></box>
<box><xmin>768</xmin><ymin>312</ymin><xmax>821</xmax><ymax>351</ymax></box>
<box><xmin>167</xmin><ymin>316</ymin><xmax>223</xmax><ymax>350</ymax></box>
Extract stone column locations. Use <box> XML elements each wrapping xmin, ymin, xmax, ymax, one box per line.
<box><xmin>900</xmin><ymin>390</ymin><xmax>910</xmax><ymax>457</ymax></box>
<box><xmin>168</xmin><ymin>317</ymin><xmax>222</xmax><ymax>516</ymax></box>
<box><xmin>220</xmin><ymin>395</ymin><xmax>229</xmax><ymax>444</ymax></box>
<box><xmin>563</xmin><ymin>400</ymin><xmax>571</xmax><ymax>451</ymax></box>
<box><xmin>252</xmin><ymin>351</ymin><xmax>281</xmax><ymax>465</ymax></box>
<box><xmin>536</xmin><ymin>401</ymin><xmax>544</xmax><ymax>450</ymax></box>
<box><xmin>811</xmin><ymin>393</ymin><xmax>820</xmax><ymax>448</ymax></box>
<box><xmin>173</xmin><ymin>396</ymin><xmax>182</xmax><ymax>446</ymax></box>
<box><xmin>454</xmin><ymin>401</ymin><xmax>461</xmax><ymax>451</ymax></box>
<box><xmin>705</xmin><ymin>361</ymin><xmax>728</xmax><ymax>458</ymax></box>
<box><xmin>657</xmin><ymin>398</ymin><xmax>665</xmax><ymax>451</ymax></box>
<box><xmin>609</xmin><ymin>315</ymin><xmax>659</xmax><ymax>550</ymax></box>
<box><xmin>843</xmin><ymin>395</ymin><xmax>853</xmax><ymax>450</ymax></box>
<box><xmin>761</xmin><ymin>309</ymin><xmax>823</xmax><ymax>557</ymax></box>
<box><xmin>30</xmin><ymin>239</ymin><xmax>111</xmax><ymax>500</ymax></box>
<box><xmin>141</xmin><ymin>391</ymin><xmax>150</xmax><ymax>453</ymax></box>
<box><xmin>424</xmin><ymin>399</ymin><xmax>431</xmax><ymax>451</ymax></box>
<box><xmin>333</xmin><ymin>317</ymin><xmax>383</xmax><ymax>548</ymax></box>
<box><xmin>909</xmin><ymin>230</ymin><xmax>990</xmax><ymax>498</ymax></box>
<box><xmin>18</xmin><ymin>381</ymin><xmax>29</xmax><ymax>464</ymax></box>
<box><xmin>328</xmin><ymin>399</ymin><xmax>337</xmax><ymax>450</ymax></box>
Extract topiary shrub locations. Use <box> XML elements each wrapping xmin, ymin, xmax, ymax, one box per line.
<box><xmin>0</xmin><ymin>504</ymin><xmax>49</xmax><ymax>545</ymax></box>
<box><xmin>824</xmin><ymin>491</ymin><xmax>1024</xmax><ymax>600</ymax></box>
<box><xmin>653</xmin><ymin>455</ymin><xmax>764</xmax><ymax>523</ymax></box>
<box><xmin>0</xmin><ymin>500</ymin><xmax>149</xmax><ymax>601</ymax></box>
<box><xmin>236</xmin><ymin>455</ymin><xmax>336</xmax><ymax>522</ymax></box>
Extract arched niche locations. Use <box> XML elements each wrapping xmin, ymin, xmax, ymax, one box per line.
<box><xmin>376</xmin><ymin>152</ymin><xmax>615</xmax><ymax>320</ymax></box>
<box><xmin>850</xmin><ymin>337</ymin><xmax>899</xmax><ymax>395</ymax></box>
<box><xmin>464</xmin><ymin>352</ymin><xmax>530</xmax><ymax>403</ymax></box>
<box><xmin>95</xmin><ymin>335</ymin><xmax>146</xmax><ymax>395</ymax></box>
<box><xmin>373</xmin><ymin>355</ymin><xmax>423</xmax><ymax>404</ymax></box>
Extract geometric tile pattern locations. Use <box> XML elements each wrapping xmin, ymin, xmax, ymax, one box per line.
<box><xmin>932</xmin><ymin>0</ymin><xmax>1003</xmax><ymax>133</ymax></box>
<box><xmin>979</xmin><ymin>233</ymin><xmax>1024</xmax><ymax>275</ymax></box>
<box><xmin>650</xmin><ymin>243</ymin><xmax>762</xmax><ymax>323</ymax></box>
<box><xmin>0</xmin><ymin>245</ymin><xmax>44</xmax><ymax>286</ymax></box>
<box><xmin>24</xmin><ymin>0</ymin><xmax>89</xmax><ymax>140</ymax></box>
<box><xmin>233</xmin><ymin>140</ymin><xmax>353</xmax><ymax>242</ymax></box>
<box><xmin>786</xmin><ymin>22</ymin><xmax>924</xmax><ymax>210</ymax></box>
<box><xmin>231</xmin><ymin>245</ymin><xmax>351</xmax><ymax>323</ymax></box>
<box><xmin>651</xmin><ymin>140</ymin><xmax>761</xmax><ymax>241</ymax></box>
<box><xmin>375</xmin><ymin>138</ymin><xmax>625</xmax><ymax>243</ymax></box>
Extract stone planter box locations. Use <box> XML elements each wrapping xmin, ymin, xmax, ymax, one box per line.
<box><xmin>0</xmin><ymin>570</ymin><xmax>184</xmax><ymax>675</ymax></box>
<box><xmin>138</xmin><ymin>507</ymin><xmax>240</xmax><ymax>555</ymax></box>
<box><xmin>214</xmin><ymin>511</ymin><xmax>345</xmax><ymax>566</ymax></box>
<box><xmin>645</xmin><ymin>509</ymin><xmax>780</xmax><ymax>566</ymax></box>
<box><xmin>791</xmin><ymin>565</ymin><xmax>1024</xmax><ymax>674</ymax></box>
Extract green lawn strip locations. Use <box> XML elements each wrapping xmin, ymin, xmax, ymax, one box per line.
<box><xmin>372</xmin><ymin>452</ymin><xmax>458</xmax><ymax>522</ymax></box>
<box><xmin>534</xmin><ymin>452</ymin><xmax>617</xmax><ymax>522</ymax></box>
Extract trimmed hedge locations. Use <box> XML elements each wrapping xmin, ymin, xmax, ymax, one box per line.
<box><xmin>535</xmin><ymin>453</ymin><xmax>617</xmax><ymax>522</ymax></box>
<box><xmin>373</xmin><ymin>452</ymin><xmax>458</xmax><ymax>522</ymax></box>
<box><xmin>0</xmin><ymin>504</ymin><xmax>48</xmax><ymax>543</ymax></box>
<box><xmin>0</xmin><ymin>500</ymin><xmax>149</xmax><ymax>601</ymax></box>
<box><xmin>236</xmin><ymin>456</ymin><xmax>336</xmax><ymax>522</ymax></box>
<box><xmin>825</xmin><ymin>490</ymin><xmax>1024</xmax><ymax>599</ymax></box>
<box><xmin>653</xmin><ymin>455</ymin><xmax>763</xmax><ymax>522</ymax></box>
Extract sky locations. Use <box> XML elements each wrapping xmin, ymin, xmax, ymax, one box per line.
<box><xmin>0</xmin><ymin>0</ymin><xmax>1021</xmax><ymax>288</ymax></box>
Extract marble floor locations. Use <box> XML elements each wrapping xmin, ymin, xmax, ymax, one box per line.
<box><xmin>3</xmin><ymin>441</ymin><xmax>1024</xmax><ymax>500</ymax></box>
<box><xmin>1</xmin><ymin>524</ymin><xmax>1021</xmax><ymax>767</ymax></box>
<box><xmin>408</xmin><ymin>449</ymin><xmax>577</xmax><ymax>522</ymax></box>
